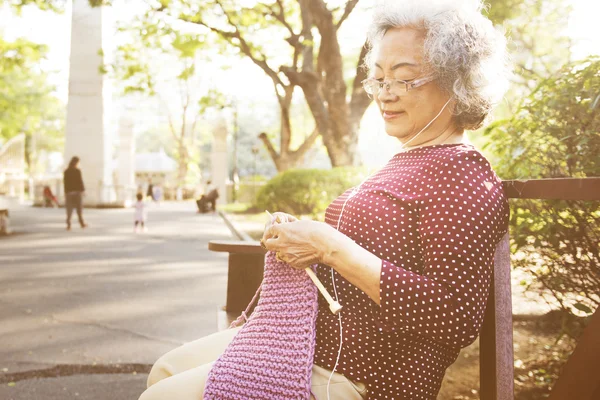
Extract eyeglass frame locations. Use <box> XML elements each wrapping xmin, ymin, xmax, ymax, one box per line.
<box><xmin>361</xmin><ymin>76</ymin><xmax>435</xmax><ymax>98</ymax></box>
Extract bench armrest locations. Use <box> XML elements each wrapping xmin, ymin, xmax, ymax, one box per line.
<box><xmin>208</xmin><ymin>240</ymin><xmax>266</xmax><ymax>313</ymax></box>
<box><xmin>208</xmin><ymin>240</ymin><xmax>266</xmax><ymax>255</ymax></box>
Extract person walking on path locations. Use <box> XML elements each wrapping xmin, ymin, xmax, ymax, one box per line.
<box><xmin>134</xmin><ymin>193</ymin><xmax>148</xmax><ymax>233</ymax></box>
<box><xmin>63</xmin><ymin>156</ymin><xmax>87</xmax><ymax>230</ymax></box>
<box><xmin>153</xmin><ymin>184</ymin><xmax>163</xmax><ymax>205</ymax></box>
<box><xmin>146</xmin><ymin>179</ymin><xmax>155</xmax><ymax>202</ymax></box>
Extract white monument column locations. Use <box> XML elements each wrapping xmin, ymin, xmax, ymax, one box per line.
<box><xmin>64</xmin><ymin>0</ymin><xmax>112</xmax><ymax>206</ymax></box>
<box><xmin>117</xmin><ymin>109</ymin><xmax>135</xmax><ymax>207</ymax></box>
<box><xmin>211</xmin><ymin>115</ymin><xmax>229</xmax><ymax>205</ymax></box>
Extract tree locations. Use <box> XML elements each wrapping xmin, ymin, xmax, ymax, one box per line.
<box><xmin>0</xmin><ymin>0</ymin><xmax>110</xmax><ymax>173</ymax></box>
<box><xmin>484</xmin><ymin>56</ymin><xmax>600</xmax><ymax>323</ymax></box>
<box><xmin>119</xmin><ymin>0</ymin><xmax>371</xmax><ymax>170</ymax></box>
<box><xmin>1</xmin><ymin>0</ymin><xmax>107</xmax><ymax>13</ymax></box>
<box><xmin>486</xmin><ymin>0</ymin><xmax>572</xmax><ymax>96</ymax></box>
<box><xmin>0</xmin><ymin>0</ymin><xmax>65</xmax><ymax>12</ymax></box>
<box><xmin>110</xmin><ymin>30</ymin><xmax>210</xmax><ymax>188</ymax></box>
<box><xmin>0</xmin><ymin>37</ymin><xmax>65</xmax><ymax>172</ymax></box>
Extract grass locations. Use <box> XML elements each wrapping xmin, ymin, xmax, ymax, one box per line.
<box><xmin>218</xmin><ymin>202</ymin><xmax>255</xmax><ymax>214</ymax></box>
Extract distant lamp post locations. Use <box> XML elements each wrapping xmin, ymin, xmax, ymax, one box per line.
<box><xmin>232</xmin><ymin>104</ymin><xmax>239</xmax><ymax>203</ymax></box>
<box><xmin>251</xmin><ymin>145</ymin><xmax>259</xmax><ymax>201</ymax></box>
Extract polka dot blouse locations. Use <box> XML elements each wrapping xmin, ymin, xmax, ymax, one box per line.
<box><xmin>314</xmin><ymin>144</ymin><xmax>509</xmax><ymax>400</ymax></box>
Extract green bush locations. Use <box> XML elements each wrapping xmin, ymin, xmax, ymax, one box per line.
<box><xmin>254</xmin><ymin>167</ymin><xmax>370</xmax><ymax>216</ymax></box>
<box><xmin>483</xmin><ymin>57</ymin><xmax>600</xmax><ymax>323</ymax></box>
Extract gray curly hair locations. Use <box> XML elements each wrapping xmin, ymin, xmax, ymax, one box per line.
<box><xmin>366</xmin><ymin>0</ymin><xmax>510</xmax><ymax>130</ymax></box>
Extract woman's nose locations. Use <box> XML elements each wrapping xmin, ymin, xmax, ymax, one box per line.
<box><xmin>377</xmin><ymin>83</ymin><xmax>398</xmax><ymax>103</ymax></box>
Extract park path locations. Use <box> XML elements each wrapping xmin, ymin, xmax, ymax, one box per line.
<box><xmin>0</xmin><ymin>202</ymin><xmax>234</xmax><ymax>399</ymax></box>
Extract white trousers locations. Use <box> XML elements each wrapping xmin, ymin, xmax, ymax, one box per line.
<box><xmin>139</xmin><ymin>327</ymin><xmax>368</xmax><ymax>400</ymax></box>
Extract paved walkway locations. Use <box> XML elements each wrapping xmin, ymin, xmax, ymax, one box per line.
<box><xmin>0</xmin><ymin>202</ymin><xmax>234</xmax><ymax>399</ymax></box>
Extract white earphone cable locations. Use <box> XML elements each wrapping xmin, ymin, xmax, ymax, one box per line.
<box><xmin>400</xmin><ymin>96</ymin><xmax>453</xmax><ymax>149</ymax></box>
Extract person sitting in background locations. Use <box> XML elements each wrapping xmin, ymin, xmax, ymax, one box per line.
<box><xmin>196</xmin><ymin>180</ymin><xmax>219</xmax><ymax>214</ymax></box>
<box><xmin>205</xmin><ymin>180</ymin><xmax>219</xmax><ymax>212</ymax></box>
<box><xmin>43</xmin><ymin>185</ymin><xmax>59</xmax><ymax>208</ymax></box>
<box><xmin>196</xmin><ymin>180</ymin><xmax>219</xmax><ymax>213</ymax></box>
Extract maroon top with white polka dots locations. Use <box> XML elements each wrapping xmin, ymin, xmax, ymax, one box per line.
<box><xmin>314</xmin><ymin>144</ymin><xmax>509</xmax><ymax>400</ymax></box>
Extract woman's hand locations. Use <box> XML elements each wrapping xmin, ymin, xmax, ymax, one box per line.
<box><xmin>268</xmin><ymin>211</ymin><xmax>298</xmax><ymax>225</ymax></box>
<box><xmin>261</xmin><ymin>212</ymin><xmax>298</xmax><ymax>242</ymax></box>
<box><xmin>262</xmin><ymin>220</ymin><xmax>338</xmax><ymax>270</ymax></box>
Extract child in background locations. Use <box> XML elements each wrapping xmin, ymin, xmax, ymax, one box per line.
<box><xmin>134</xmin><ymin>193</ymin><xmax>147</xmax><ymax>233</ymax></box>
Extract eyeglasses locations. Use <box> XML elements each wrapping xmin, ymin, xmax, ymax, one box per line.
<box><xmin>361</xmin><ymin>76</ymin><xmax>434</xmax><ymax>98</ymax></box>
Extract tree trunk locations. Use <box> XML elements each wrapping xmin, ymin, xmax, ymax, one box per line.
<box><xmin>258</xmin><ymin>84</ymin><xmax>321</xmax><ymax>172</ymax></box>
<box><xmin>321</xmin><ymin>127</ymin><xmax>356</xmax><ymax>167</ymax></box>
<box><xmin>178</xmin><ymin>0</ymin><xmax>371</xmax><ymax>170</ymax></box>
<box><xmin>176</xmin><ymin>142</ymin><xmax>189</xmax><ymax>188</ymax></box>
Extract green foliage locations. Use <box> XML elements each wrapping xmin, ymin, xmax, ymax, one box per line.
<box><xmin>495</xmin><ymin>0</ymin><xmax>571</xmax><ymax>93</ymax></box>
<box><xmin>1</xmin><ymin>0</ymin><xmax>65</xmax><ymax>13</ymax></box>
<box><xmin>0</xmin><ymin>36</ymin><xmax>64</xmax><ymax>167</ymax></box>
<box><xmin>110</xmin><ymin>0</ymin><xmax>368</xmax><ymax>170</ymax></box>
<box><xmin>484</xmin><ymin>57</ymin><xmax>600</xmax><ymax>321</ymax></box>
<box><xmin>108</xmin><ymin>6</ymin><xmax>220</xmax><ymax>188</ymax></box>
<box><xmin>484</xmin><ymin>0</ymin><xmax>528</xmax><ymax>25</ymax></box>
<box><xmin>0</xmin><ymin>37</ymin><xmax>46</xmax><ymax>72</ymax></box>
<box><xmin>1</xmin><ymin>0</ymin><xmax>108</xmax><ymax>13</ymax></box>
<box><xmin>198</xmin><ymin>88</ymin><xmax>229</xmax><ymax>113</ymax></box>
<box><xmin>255</xmin><ymin>167</ymin><xmax>370</xmax><ymax>216</ymax></box>
<box><xmin>484</xmin><ymin>57</ymin><xmax>600</xmax><ymax>179</ymax></box>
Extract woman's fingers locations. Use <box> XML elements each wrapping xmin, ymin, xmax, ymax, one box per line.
<box><xmin>262</xmin><ymin>221</ymin><xmax>277</xmax><ymax>243</ymax></box>
<box><xmin>263</xmin><ymin>235</ymin><xmax>280</xmax><ymax>251</ymax></box>
<box><xmin>270</xmin><ymin>212</ymin><xmax>298</xmax><ymax>224</ymax></box>
<box><xmin>262</xmin><ymin>212</ymin><xmax>286</xmax><ymax>241</ymax></box>
<box><xmin>262</xmin><ymin>224</ymin><xmax>282</xmax><ymax>248</ymax></box>
<box><xmin>275</xmin><ymin>212</ymin><xmax>297</xmax><ymax>223</ymax></box>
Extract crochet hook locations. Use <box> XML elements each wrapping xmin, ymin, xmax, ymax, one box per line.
<box><xmin>265</xmin><ymin>211</ymin><xmax>343</xmax><ymax>315</ymax></box>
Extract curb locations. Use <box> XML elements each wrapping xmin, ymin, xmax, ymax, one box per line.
<box><xmin>218</xmin><ymin>210</ymin><xmax>253</xmax><ymax>241</ymax></box>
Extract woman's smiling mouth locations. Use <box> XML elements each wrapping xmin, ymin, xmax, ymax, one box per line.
<box><xmin>382</xmin><ymin>110</ymin><xmax>406</xmax><ymax>120</ymax></box>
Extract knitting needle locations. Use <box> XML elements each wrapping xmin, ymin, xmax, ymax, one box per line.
<box><xmin>265</xmin><ymin>211</ymin><xmax>343</xmax><ymax>315</ymax></box>
<box><xmin>305</xmin><ymin>268</ymin><xmax>343</xmax><ymax>315</ymax></box>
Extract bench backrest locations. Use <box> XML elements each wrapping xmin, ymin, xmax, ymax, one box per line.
<box><xmin>477</xmin><ymin>178</ymin><xmax>600</xmax><ymax>400</ymax></box>
<box><xmin>480</xmin><ymin>233</ymin><xmax>513</xmax><ymax>400</ymax></box>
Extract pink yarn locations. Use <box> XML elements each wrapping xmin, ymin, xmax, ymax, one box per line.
<box><xmin>204</xmin><ymin>251</ymin><xmax>319</xmax><ymax>400</ymax></box>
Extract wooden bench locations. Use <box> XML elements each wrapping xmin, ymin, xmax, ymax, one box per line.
<box><xmin>209</xmin><ymin>177</ymin><xmax>600</xmax><ymax>399</ymax></box>
<box><xmin>480</xmin><ymin>178</ymin><xmax>600</xmax><ymax>400</ymax></box>
<box><xmin>209</xmin><ymin>240</ymin><xmax>266</xmax><ymax>313</ymax></box>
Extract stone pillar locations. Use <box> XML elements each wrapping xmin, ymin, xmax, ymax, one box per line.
<box><xmin>64</xmin><ymin>0</ymin><xmax>112</xmax><ymax>206</ymax></box>
<box><xmin>211</xmin><ymin>115</ymin><xmax>229</xmax><ymax>205</ymax></box>
<box><xmin>117</xmin><ymin>109</ymin><xmax>135</xmax><ymax>207</ymax></box>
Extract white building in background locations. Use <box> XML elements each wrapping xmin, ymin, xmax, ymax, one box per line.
<box><xmin>0</xmin><ymin>134</ymin><xmax>26</xmax><ymax>206</ymax></box>
<box><xmin>134</xmin><ymin>148</ymin><xmax>177</xmax><ymax>194</ymax></box>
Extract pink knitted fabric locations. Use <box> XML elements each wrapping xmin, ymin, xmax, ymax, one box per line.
<box><xmin>203</xmin><ymin>251</ymin><xmax>319</xmax><ymax>400</ymax></box>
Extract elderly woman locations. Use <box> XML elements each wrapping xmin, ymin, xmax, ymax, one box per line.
<box><xmin>140</xmin><ymin>0</ymin><xmax>509</xmax><ymax>399</ymax></box>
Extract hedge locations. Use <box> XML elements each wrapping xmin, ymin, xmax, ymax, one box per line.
<box><xmin>254</xmin><ymin>167</ymin><xmax>370</xmax><ymax>216</ymax></box>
